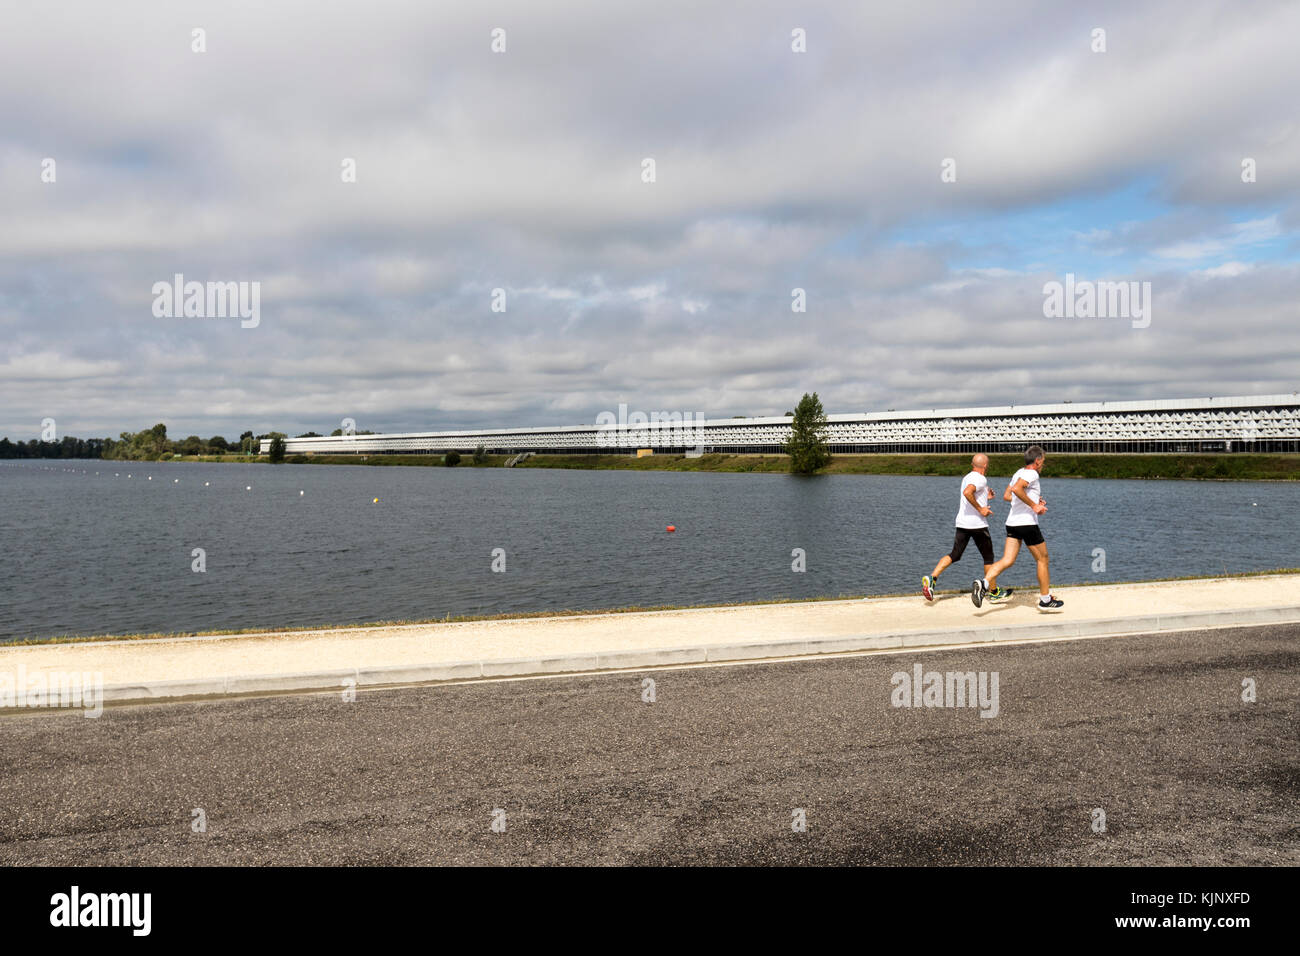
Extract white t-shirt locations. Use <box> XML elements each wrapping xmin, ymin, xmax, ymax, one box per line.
<box><xmin>1006</xmin><ymin>467</ymin><xmax>1042</xmax><ymax>526</ymax></box>
<box><xmin>955</xmin><ymin>471</ymin><xmax>993</xmax><ymax>529</ymax></box>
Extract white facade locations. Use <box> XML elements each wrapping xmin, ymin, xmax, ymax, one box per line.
<box><xmin>262</xmin><ymin>394</ymin><xmax>1300</xmax><ymax>456</ymax></box>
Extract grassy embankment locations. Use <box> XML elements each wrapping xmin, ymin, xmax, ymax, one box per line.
<box><xmin>172</xmin><ymin>452</ymin><xmax>1300</xmax><ymax>479</ymax></box>
<box><xmin>512</xmin><ymin>452</ymin><xmax>1300</xmax><ymax>479</ymax></box>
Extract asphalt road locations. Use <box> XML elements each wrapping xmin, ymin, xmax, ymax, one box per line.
<box><xmin>1</xmin><ymin>625</ymin><xmax>1296</xmax><ymax>865</ymax></box>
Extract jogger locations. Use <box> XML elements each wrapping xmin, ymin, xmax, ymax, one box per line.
<box><xmin>921</xmin><ymin>453</ymin><xmax>1012</xmax><ymax>602</ymax></box>
<box><xmin>972</xmin><ymin>444</ymin><xmax>1063</xmax><ymax>610</ymax></box>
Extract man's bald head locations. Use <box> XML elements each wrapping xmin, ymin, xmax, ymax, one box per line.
<box><xmin>971</xmin><ymin>453</ymin><xmax>989</xmax><ymax>471</ymax></box>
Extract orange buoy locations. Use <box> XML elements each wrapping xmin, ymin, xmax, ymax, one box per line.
<box><xmin>666</xmin><ymin>525</ymin><xmax>676</xmax><ymax>532</ymax></box>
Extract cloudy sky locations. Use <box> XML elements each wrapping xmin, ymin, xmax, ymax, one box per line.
<box><xmin>2</xmin><ymin>0</ymin><xmax>1298</xmax><ymax>440</ymax></box>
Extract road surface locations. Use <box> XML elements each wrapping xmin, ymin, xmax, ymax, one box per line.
<box><xmin>1</xmin><ymin>624</ymin><xmax>1295</xmax><ymax>865</ymax></box>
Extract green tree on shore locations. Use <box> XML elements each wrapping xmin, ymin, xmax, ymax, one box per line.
<box><xmin>268</xmin><ymin>436</ymin><xmax>286</xmax><ymax>463</ymax></box>
<box><xmin>786</xmin><ymin>392</ymin><xmax>831</xmax><ymax>474</ymax></box>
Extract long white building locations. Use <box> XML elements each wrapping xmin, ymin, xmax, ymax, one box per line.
<box><xmin>263</xmin><ymin>394</ymin><xmax>1300</xmax><ymax>456</ymax></box>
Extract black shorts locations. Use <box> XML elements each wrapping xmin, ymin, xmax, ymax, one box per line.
<box><xmin>949</xmin><ymin>527</ymin><xmax>994</xmax><ymax>564</ymax></box>
<box><xmin>1006</xmin><ymin>524</ymin><xmax>1045</xmax><ymax>547</ymax></box>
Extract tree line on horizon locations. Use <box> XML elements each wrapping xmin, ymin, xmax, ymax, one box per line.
<box><xmin>1</xmin><ymin>425</ymin><xmax>271</xmax><ymax>461</ymax></box>
<box><xmin>2</xmin><ymin>407</ymin><xmax>834</xmax><ymax>468</ymax></box>
<box><xmin>0</xmin><ymin>423</ymin><xmax>381</xmax><ymax>461</ymax></box>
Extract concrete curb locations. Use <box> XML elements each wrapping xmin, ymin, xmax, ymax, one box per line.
<box><xmin>92</xmin><ymin>604</ymin><xmax>1300</xmax><ymax>705</ymax></box>
<box><xmin>39</xmin><ymin>573</ymin><xmax>1300</xmax><ymax>651</ymax></box>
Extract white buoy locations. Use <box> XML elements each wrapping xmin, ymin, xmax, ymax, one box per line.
<box><xmin>205</xmin><ymin>481</ymin><xmax>210</xmax><ymax>487</ymax></box>
<box><xmin>246</xmin><ymin>485</ymin><xmax>252</xmax><ymax>491</ymax></box>
<box><xmin>299</xmin><ymin>490</ymin><xmax>304</xmax><ymax>496</ymax></box>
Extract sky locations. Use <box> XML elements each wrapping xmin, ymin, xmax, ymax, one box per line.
<box><xmin>2</xmin><ymin>0</ymin><xmax>1299</xmax><ymax>440</ymax></box>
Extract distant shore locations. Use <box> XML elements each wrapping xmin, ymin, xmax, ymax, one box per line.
<box><xmin>157</xmin><ymin>451</ymin><xmax>1300</xmax><ymax>481</ymax></box>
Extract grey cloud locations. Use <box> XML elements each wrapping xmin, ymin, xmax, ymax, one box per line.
<box><xmin>2</xmin><ymin>0</ymin><xmax>1299</xmax><ymax>439</ymax></box>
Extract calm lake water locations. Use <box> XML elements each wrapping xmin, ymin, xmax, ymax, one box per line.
<box><xmin>1</xmin><ymin>459</ymin><xmax>1296</xmax><ymax>641</ymax></box>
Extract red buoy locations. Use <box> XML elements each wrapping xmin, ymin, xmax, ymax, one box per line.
<box><xmin>666</xmin><ymin>525</ymin><xmax>676</xmax><ymax>533</ymax></box>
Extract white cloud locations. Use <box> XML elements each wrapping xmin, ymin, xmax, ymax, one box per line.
<box><xmin>1155</xmin><ymin>215</ymin><xmax>1282</xmax><ymax>260</ymax></box>
<box><xmin>1199</xmin><ymin>261</ymin><xmax>1254</xmax><ymax>277</ymax></box>
<box><xmin>1</xmin><ymin>0</ymin><xmax>1299</xmax><ymax>437</ymax></box>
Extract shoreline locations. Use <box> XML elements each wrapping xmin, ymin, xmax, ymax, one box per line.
<box><xmin>56</xmin><ymin>450</ymin><xmax>1300</xmax><ymax>481</ymax></box>
<box><xmin>3</xmin><ymin>574</ymin><xmax>1297</xmax><ymax>708</ymax></box>
<box><xmin>5</xmin><ymin>566</ymin><xmax>1297</xmax><ymax>648</ymax></box>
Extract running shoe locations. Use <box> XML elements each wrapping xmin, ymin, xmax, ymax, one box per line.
<box><xmin>1037</xmin><ymin>595</ymin><xmax>1064</xmax><ymax>610</ymax></box>
<box><xmin>971</xmin><ymin>578</ymin><xmax>987</xmax><ymax>607</ymax></box>
<box><xmin>921</xmin><ymin>575</ymin><xmax>936</xmax><ymax>601</ymax></box>
<box><xmin>988</xmin><ymin>587</ymin><xmax>1014</xmax><ymax>602</ymax></box>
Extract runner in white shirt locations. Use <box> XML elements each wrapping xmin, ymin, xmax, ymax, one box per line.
<box><xmin>920</xmin><ymin>453</ymin><xmax>1012</xmax><ymax>602</ymax></box>
<box><xmin>972</xmin><ymin>445</ymin><xmax>1063</xmax><ymax>610</ymax></box>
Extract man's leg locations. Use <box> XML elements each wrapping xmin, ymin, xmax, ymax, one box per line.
<box><xmin>973</xmin><ymin>537</ymin><xmax>1020</xmax><ymax>607</ymax></box>
<box><xmin>1027</xmin><ymin>541</ymin><xmax>1050</xmax><ymax>597</ymax></box>
<box><xmin>984</xmin><ymin>538</ymin><xmax>1021</xmax><ymax>591</ymax></box>
<box><xmin>974</xmin><ymin>529</ymin><xmax>995</xmax><ymax>580</ymax></box>
<box><xmin>925</xmin><ymin>530</ymin><xmax>968</xmax><ymax>600</ymax></box>
<box><xmin>930</xmin><ymin>554</ymin><xmax>953</xmax><ymax>579</ymax></box>
<box><xmin>972</xmin><ymin>529</ymin><xmax>1013</xmax><ymax>599</ymax></box>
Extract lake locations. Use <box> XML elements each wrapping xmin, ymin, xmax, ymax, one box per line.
<box><xmin>0</xmin><ymin>459</ymin><xmax>1295</xmax><ymax>641</ymax></box>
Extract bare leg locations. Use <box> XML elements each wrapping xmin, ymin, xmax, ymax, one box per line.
<box><xmin>1027</xmin><ymin>541</ymin><xmax>1050</xmax><ymax>596</ymax></box>
<box><xmin>930</xmin><ymin>555</ymin><xmax>953</xmax><ymax>578</ymax></box>
<box><xmin>984</xmin><ymin>538</ymin><xmax>1021</xmax><ymax>591</ymax></box>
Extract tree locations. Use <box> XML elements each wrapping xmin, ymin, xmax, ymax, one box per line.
<box><xmin>785</xmin><ymin>392</ymin><xmax>830</xmax><ymax>474</ymax></box>
<box><xmin>208</xmin><ymin>436</ymin><xmax>229</xmax><ymax>452</ymax></box>
<box><xmin>268</xmin><ymin>436</ymin><xmax>286</xmax><ymax>463</ymax></box>
<box><xmin>444</xmin><ymin>451</ymin><xmax>461</xmax><ymax>466</ymax></box>
<box><xmin>99</xmin><ymin>425</ymin><xmax>172</xmax><ymax>460</ymax></box>
<box><xmin>147</xmin><ymin>423</ymin><xmax>170</xmax><ymax>458</ymax></box>
<box><xmin>472</xmin><ymin>445</ymin><xmax>488</xmax><ymax>465</ymax></box>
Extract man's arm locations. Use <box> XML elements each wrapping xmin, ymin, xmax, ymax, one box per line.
<box><xmin>1010</xmin><ymin>478</ymin><xmax>1047</xmax><ymax>514</ymax></box>
<box><xmin>964</xmin><ymin>483</ymin><xmax>992</xmax><ymax>517</ymax></box>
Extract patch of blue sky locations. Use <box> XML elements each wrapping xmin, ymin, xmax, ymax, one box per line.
<box><xmin>861</xmin><ymin>176</ymin><xmax>1297</xmax><ymax>277</ymax></box>
<box><xmin>94</xmin><ymin>142</ymin><xmax>168</xmax><ymax>169</ymax></box>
